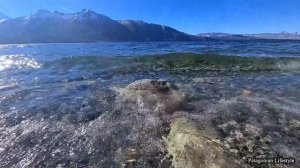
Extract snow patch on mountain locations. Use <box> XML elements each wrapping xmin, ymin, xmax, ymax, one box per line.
<box><xmin>0</xmin><ymin>19</ymin><xmax>7</xmax><ymax>23</ymax></box>
<box><xmin>23</xmin><ymin>9</ymin><xmax>111</xmax><ymax>22</ymax></box>
<box><xmin>75</xmin><ymin>9</ymin><xmax>100</xmax><ymax>21</ymax></box>
<box><xmin>24</xmin><ymin>9</ymin><xmax>56</xmax><ymax>20</ymax></box>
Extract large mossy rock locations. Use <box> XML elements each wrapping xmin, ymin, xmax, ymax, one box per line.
<box><xmin>119</xmin><ymin>79</ymin><xmax>185</xmax><ymax>114</ymax></box>
<box><xmin>166</xmin><ymin>118</ymin><xmax>247</xmax><ymax>168</ymax></box>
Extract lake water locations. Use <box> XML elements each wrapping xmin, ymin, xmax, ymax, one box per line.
<box><xmin>0</xmin><ymin>41</ymin><xmax>300</xmax><ymax>167</ymax></box>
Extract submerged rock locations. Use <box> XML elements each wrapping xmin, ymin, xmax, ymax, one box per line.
<box><xmin>193</xmin><ymin>77</ymin><xmax>220</xmax><ymax>84</ymax></box>
<box><xmin>244</xmin><ymin>124</ymin><xmax>262</xmax><ymax>137</ymax></box>
<box><xmin>114</xmin><ymin>147</ymin><xmax>139</xmax><ymax>167</ymax></box>
<box><xmin>110</xmin><ymin>79</ymin><xmax>187</xmax><ymax>167</ymax></box>
<box><xmin>218</xmin><ymin>120</ymin><xmax>240</xmax><ymax>134</ymax></box>
<box><xmin>289</xmin><ymin>119</ymin><xmax>300</xmax><ymax>129</ymax></box>
<box><xmin>126</xmin><ymin>79</ymin><xmax>178</xmax><ymax>94</ymax></box>
<box><xmin>242</xmin><ymin>90</ymin><xmax>252</xmax><ymax>97</ymax></box>
<box><xmin>166</xmin><ymin>118</ymin><xmax>247</xmax><ymax>168</ymax></box>
<box><xmin>118</xmin><ymin>79</ymin><xmax>185</xmax><ymax>114</ymax></box>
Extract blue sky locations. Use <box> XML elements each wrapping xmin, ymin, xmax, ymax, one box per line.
<box><xmin>0</xmin><ymin>0</ymin><xmax>299</xmax><ymax>34</ymax></box>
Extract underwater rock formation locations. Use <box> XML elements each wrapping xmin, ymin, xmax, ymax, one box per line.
<box><xmin>118</xmin><ymin>79</ymin><xmax>186</xmax><ymax>114</ymax></box>
<box><xmin>112</xmin><ymin>78</ymin><xmax>300</xmax><ymax>168</ymax></box>
<box><xmin>110</xmin><ymin>79</ymin><xmax>187</xmax><ymax>167</ymax></box>
<box><xmin>166</xmin><ymin>118</ymin><xmax>247</xmax><ymax>168</ymax></box>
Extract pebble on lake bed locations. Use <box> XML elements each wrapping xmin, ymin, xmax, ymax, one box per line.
<box><xmin>242</xmin><ymin>90</ymin><xmax>252</xmax><ymax>97</ymax></box>
<box><xmin>127</xmin><ymin>148</ymin><xmax>138</xmax><ymax>160</ymax></box>
<box><xmin>244</xmin><ymin>124</ymin><xmax>262</xmax><ymax>137</ymax></box>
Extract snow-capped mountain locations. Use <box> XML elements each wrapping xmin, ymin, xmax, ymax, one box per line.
<box><xmin>24</xmin><ymin>9</ymin><xmax>110</xmax><ymax>21</ymax></box>
<box><xmin>0</xmin><ymin>9</ymin><xmax>193</xmax><ymax>44</ymax></box>
<box><xmin>246</xmin><ymin>32</ymin><xmax>300</xmax><ymax>40</ymax></box>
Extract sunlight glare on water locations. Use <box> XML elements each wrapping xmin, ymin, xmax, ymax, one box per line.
<box><xmin>0</xmin><ymin>55</ymin><xmax>41</xmax><ymax>71</ymax></box>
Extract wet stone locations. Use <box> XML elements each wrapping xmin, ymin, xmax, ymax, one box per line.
<box><xmin>218</xmin><ymin>120</ymin><xmax>240</xmax><ymax>135</ymax></box>
<box><xmin>242</xmin><ymin>90</ymin><xmax>252</xmax><ymax>97</ymax></box>
<box><xmin>289</xmin><ymin>119</ymin><xmax>300</xmax><ymax>129</ymax></box>
<box><xmin>243</xmin><ymin>124</ymin><xmax>262</xmax><ymax>137</ymax></box>
<box><xmin>166</xmin><ymin>118</ymin><xmax>248</xmax><ymax>168</ymax></box>
<box><xmin>118</xmin><ymin>79</ymin><xmax>186</xmax><ymax>114</ymax></box>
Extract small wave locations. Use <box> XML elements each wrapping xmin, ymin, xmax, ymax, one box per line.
<box><xmin>277</xmin><ymin>61</ymin><xmax>300</xmax><ymax>71</ymax></box>
<box><xmin>42</xmin><ymin>53</ymin><xmax>300</xmax><ymax>75</ymax></box>
<box><xmin>0</xmin><ymin>55</ymin><xmax>41</xmax><ymax>71</ymax></box>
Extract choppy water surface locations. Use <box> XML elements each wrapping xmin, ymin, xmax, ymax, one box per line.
<box><xmin>0</xmin><ymin>41</ymin><xmax>300</xmax><ymax>167</ymax></box>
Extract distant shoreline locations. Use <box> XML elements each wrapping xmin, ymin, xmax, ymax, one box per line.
<box><xmin>1</xmin><ymin>38</ymin><xmax>300</xmax><ymax>45</ymax></box>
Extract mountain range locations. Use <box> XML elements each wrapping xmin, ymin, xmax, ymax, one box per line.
<box><xmin>197</xmin><ymin>32</ymin><xmax>300</xmax><ymax>40</ymax></box>
<box><xmin>0</xmin><ymin>9</ymin><xmax>299</xmax><ymax>44</ymax></box>
<box><xmin>0</xmin><ymin>9</ymin><xmax>197</xmax><ymax>44</ymax></box>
